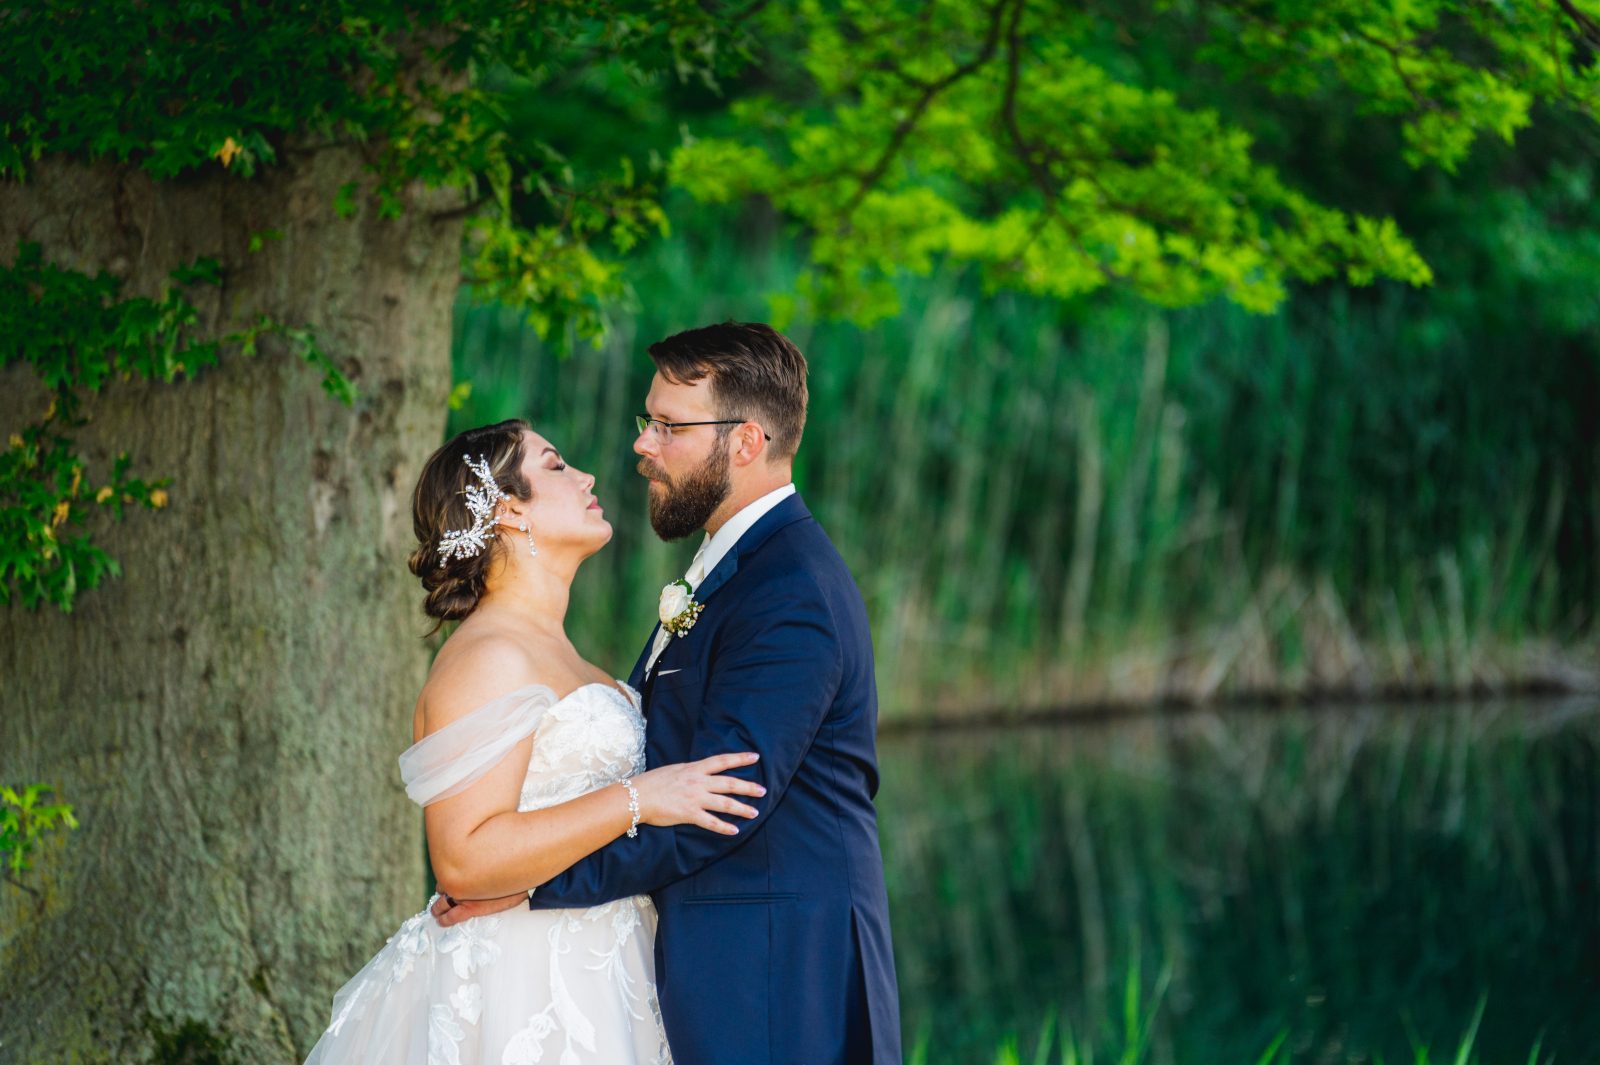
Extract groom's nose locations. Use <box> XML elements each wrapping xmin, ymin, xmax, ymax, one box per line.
<box><xmin>634</xmin><ymin>426</ymin><xmax>659</xmax><ymax>458</ymax></box>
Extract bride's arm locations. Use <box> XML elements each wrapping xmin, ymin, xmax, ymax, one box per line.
<box><xmin>419</xmin><ymin>648</ymin><xmax>764</xmax><ymax>901</ymax></box>
<box><xmin>422</xmin><ymin>741</ymin><xmax>758</xmax><ymax>901</ymax></box>
<box><xmin>426</xmin><ymin>745</ymin><xmax>762</xmax><ymax>901</ymax></box>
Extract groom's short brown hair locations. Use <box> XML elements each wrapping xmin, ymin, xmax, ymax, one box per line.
<box><xmin>647</xmin><ymin>322</ymin><xmax>809</xmax><ymax>461</ymax></box>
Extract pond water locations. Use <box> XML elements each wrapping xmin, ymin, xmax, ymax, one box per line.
<box><xmin>875</xmin><ymin>697</ymin><xmax>1600</xmax><ymax>1065</ymax></box>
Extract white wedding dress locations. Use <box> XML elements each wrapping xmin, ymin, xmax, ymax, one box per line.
<box><xmin>303</xmin><ymin>681</ymin><xmax>672</xmax><ymax>1065</ymax></box>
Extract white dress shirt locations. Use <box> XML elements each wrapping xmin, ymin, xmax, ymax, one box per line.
<box><xmin>646</xmin><ymin>482</ymin><xmax>797</xmax><ymax>673</ymax></box>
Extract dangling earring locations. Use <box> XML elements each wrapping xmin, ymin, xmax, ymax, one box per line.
<box><xmin>520</xmin><ymin>523</ymin><xmax>537</xmax><ymax>558</ymax></box>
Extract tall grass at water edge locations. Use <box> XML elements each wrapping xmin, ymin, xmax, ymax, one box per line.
<box><xmin>967</xmin><ymin>990</ymin><xmax>1537</xmax><ymax>1065</ymax></box>
<box><xmin>449</xmin><ymin>223</ymin><xmax>1598</xmax><ymax>717</ymax></box>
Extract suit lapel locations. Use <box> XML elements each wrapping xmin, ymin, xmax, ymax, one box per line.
<box><xmin>690</xmin><ymin>544</ymin><xmax>742</xmax><ymax>607</ymax></box>
<box><xmin>638</xmin><ymin>492</ymin><xmax>813</xmax><ymax>715</ymax></box>
<box><xmin>693</xmin><ymin>492</ymin><xmax>811</xmax><ymax>606</ymax></box>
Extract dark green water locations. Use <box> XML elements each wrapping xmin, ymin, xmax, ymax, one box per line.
<box><xmin>876</xmin><ymin>698</ymin><xmax>1600</xmax><ymax>1065</ymax></box>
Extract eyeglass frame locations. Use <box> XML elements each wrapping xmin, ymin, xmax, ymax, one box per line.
<box><xmin>635</xmin><ymin>415</ymin><xmax>769</xmax><ymax>443</ymax></box>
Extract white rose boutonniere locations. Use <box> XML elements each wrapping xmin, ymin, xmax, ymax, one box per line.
<box><xmin>659</xmin><ymin>578</ymin><xmax>703</xmax><ymax>636</ymax></box>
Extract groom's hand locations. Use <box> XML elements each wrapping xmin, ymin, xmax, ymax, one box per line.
<box><xmin>432</xmin><ymin>890</ymin><xmax>528</xmax><ymax>927</ymax></box>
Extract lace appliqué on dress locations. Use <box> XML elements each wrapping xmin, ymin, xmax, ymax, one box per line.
<box><xmin>502</xmin><ymin>896</ymin><xmax>661</xmax><ymax>1064</ymax></box>
<box><xmin>439</xmin><ymin>916</ymin><xmax>503</xmax><ymax>979</ymax></box>
<box><xmin>518</xmin><ymin>687</ymin><xmax>647</xmax><ymax>813</ymax></box>
<box><xmin>430</xmin><ymin>1003</ymin><xmax>467</xmax><ymax>1065</ymax></box>
<box><xmin>391</xmin><ymin>910</ymin><xmax>435</xmax><ymax>984</ymax></box>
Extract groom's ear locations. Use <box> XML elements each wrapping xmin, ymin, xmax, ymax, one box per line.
<box><xmin>728</xmin><ymin>421</ymin><xmax>770</xmax><ymax>468</ymax></box>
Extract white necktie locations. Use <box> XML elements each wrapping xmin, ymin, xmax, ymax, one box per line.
<box><xmin>647</xmin><ymin>540</ymin><xmax>708</xmax><ymax>673</ymax></box>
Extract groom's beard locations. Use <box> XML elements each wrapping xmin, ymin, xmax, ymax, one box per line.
<box><xmin>639</xmin><ymin>447</ymin><xmax>731</xmax><ymax>541</ymax></box>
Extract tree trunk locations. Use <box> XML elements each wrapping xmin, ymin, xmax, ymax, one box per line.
<box><xmin>0</xmin><ymin>149</ymin><xmax>462</xmax><ymax>1063</ymax></box>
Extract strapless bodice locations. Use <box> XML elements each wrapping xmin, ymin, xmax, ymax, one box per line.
<box><xmin>518</xmin><ymin>681</ymin><xmax>646</xmax><ymax>812</ymax></box>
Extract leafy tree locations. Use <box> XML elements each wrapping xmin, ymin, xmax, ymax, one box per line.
<box><xmin>2</xmin><ymin>0</ymin><xmax>1598</xmax><ymax>1059</ymax></box>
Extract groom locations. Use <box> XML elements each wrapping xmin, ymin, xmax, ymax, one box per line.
<box><xmin>435</xmin><ymin>322</ymin><xmax>900</xmax><ymax>1065</ymax></box>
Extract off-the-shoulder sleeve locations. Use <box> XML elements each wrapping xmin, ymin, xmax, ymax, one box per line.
<box><xmin>398</xmin><ymin>683</ymin><xmax>558</xmax><ymax>807</ymax></box>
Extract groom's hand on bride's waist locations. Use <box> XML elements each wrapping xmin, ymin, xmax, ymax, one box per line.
<box><xmin>432</xmin><ymin>890</ymin><xmax>528</xmax><ymax>927</ymax></box>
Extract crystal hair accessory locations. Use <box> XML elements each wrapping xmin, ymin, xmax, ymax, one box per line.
<box><xmin>436</xmin><ymin>454</ymin><xmax>507</xmax><ymax>566</ymax></box>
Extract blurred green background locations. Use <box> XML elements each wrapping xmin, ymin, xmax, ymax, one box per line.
<box><xmin>452</xmin><ymin>13</ymin><xmax>1599</xmax><ymax>714</ymax></box>
<box><xmin>445</xmin><ymin>19</ymin><xmax>1600</xmax><ymax>1064</ymax></box>
<box><xmin>449</xmin><ymin>186</ymin><xmax>1598</xmax><ymax>714</ymax></box>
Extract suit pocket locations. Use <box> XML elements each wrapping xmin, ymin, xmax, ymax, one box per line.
<box><xmin>681</xmin><ymin>893</ymin><xmax>799</xmax><ymax>905</ymax></box>
<box><xmin>652</xmin><ymin>669</ymin><xmax>702</xmax><ymax>695</ymax></box>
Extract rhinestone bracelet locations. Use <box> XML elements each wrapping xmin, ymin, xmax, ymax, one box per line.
<box><xmin>622</xmin><ymin>778</ymin><xmax>641</xmax><ymax>838</ymax></box>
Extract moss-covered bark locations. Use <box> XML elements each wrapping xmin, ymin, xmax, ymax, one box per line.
<box><xmin>0</xmin><ymin>148</ymin><xmax>461</xmax><ymax>1063</ymax></box>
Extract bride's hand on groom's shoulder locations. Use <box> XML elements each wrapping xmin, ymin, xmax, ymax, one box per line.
<box><xmin>635</xmin><ymin>752</ymin><xmax>764</xmax><ymax>836</ymax></box>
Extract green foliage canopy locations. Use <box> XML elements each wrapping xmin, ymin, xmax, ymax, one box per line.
<box><xmin>0</xmin><ymin>0</ymin><xmax>745</xmax><ymax>609</ymax></box>
<box><xmin>673</xmin><ymin>0</ymin><xmax>1600</xmax><ymax>322</ymax></box>
<box><xmin>3</xmin><ymin>0</ymin><xmax>1600</xmax><ymax>610</ymax></box>
<box><xmin>10</xmin><ymin>0</ymin><xmax>1598</xmax><ymax>330</ymax></box>
<box><xmin>0</xmin><ymin>0</ymin><xmax>741</xmax><ymax>338</ymax></box>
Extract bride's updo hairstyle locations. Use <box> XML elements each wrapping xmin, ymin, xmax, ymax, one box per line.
<box><xmin>408</xmin><ymin>419</ymin><xmax>533</xmax><ymax>630</ymax></box>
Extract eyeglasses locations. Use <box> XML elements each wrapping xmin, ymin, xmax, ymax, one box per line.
<box><xmin>635</xmin><ymin>415</ymin><xmax>768</xmax><ymax>444</ymax></box>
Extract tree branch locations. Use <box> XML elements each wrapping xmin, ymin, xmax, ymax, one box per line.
<box><xmin>2</xmin><ymin>870</ymin><xmax>41</xmax><ymax>898</ymax></box>
<box><xmin>999</xmin><ymin>0</ymin><xmax>1057</xmax><ymax>208</ymax></box>
<box><xmin>430</xmin><ymin>194</ymin><xmax>492</xmax><ymax>223</ymax></box>
<box><xmin>1556</xmin><ymin>0</ymin><xmax>1600</xmax><ymax>54</ymax></box>
<box><xmin>841</xmin><ymin>0</ymin><xmax>1012</xmax><ymax>220</ymax></box>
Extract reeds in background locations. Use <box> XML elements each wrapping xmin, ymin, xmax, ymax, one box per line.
<box><xmin>449</xmin><ymin>211</ymin><xmax>1598</xmax><ymax>717</ymax></box>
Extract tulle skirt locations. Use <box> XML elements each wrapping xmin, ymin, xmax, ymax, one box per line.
<box><xmin>304</xmin><ymin>895</ymin><xmax>672</xmax><ymax>1065</ymax></box>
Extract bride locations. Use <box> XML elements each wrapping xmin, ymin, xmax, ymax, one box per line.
<box><xmin>304</xmin><ymin>418</ymin><xmax>765</xmax><ymax>1065</ymax></box>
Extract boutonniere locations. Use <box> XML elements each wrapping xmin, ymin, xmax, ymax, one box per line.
<box><xmin>659</xmin><ymin>578</ymin><xmax>703</xmax><ymax>636</ymax></box>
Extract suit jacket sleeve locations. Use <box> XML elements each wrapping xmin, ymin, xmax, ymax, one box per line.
<box><xmin>527</xmin><ymin>571</ymin><xmax>842</xmax><ymax>908</ymax></box>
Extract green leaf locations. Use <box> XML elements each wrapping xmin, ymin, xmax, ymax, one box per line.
<box><xmin>247</xmin><ymin>229</ymin><xmax>283</xmax><ymax>253</ymax></box>
<box><xmin>169</xmin><ymin>257</ymin><xmax>222</xmax><ymax>286</ymax></box>
<box><xmin>1</xmin><ymin>782</ymin><xmax>77</xmax><ymax>876</ymax></box>
<box><xmin>334</xmin><ymin>181</ymin><xmax>360</xmax><ymax>220</ymax></box>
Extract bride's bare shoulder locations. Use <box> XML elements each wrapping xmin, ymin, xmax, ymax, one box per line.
<box><xmin>415</xmin><ymin>625</ymin><xmax>547</xmax><ymax>739</ymax></box>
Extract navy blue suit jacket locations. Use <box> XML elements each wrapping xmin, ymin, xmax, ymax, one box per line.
<box><xmin>528</xmin><ymin>492</ymin><xmax>900</xmax><ymax>1065</ymax></box>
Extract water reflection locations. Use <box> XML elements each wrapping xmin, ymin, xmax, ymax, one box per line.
<box><xmin>877</xmin><ymin>698</ymin><xmax>1600</xmax><ymax>1065</ymax></box>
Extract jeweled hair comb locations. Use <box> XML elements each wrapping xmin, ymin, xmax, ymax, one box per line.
<box><xmin>437</xmin><ymin>454</ymin><xmax>507</xmax><ymax>567</ymax></box>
